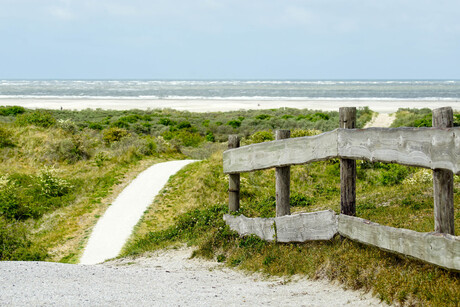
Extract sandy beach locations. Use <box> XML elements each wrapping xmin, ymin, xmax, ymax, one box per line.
<box><xmin>1</xmin><ymin>98</ymin><xmax>459</xmax><ymax>113</ymax></box>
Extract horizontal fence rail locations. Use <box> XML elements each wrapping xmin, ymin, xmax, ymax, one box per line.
<box><xmin>223</xmin><ymin>127</ymin><xmax>460</xmax><ymax>175</ymax></box>
<box><xmin>223</xmin><ymin>212</ymin><xmax>460</xmax><ymax>271</ymax></box>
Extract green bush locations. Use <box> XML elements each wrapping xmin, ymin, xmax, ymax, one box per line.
<box><xmin>227</xmin><ymin>120</ymin><xmax>241</xmax><ymax>129</ymax></box>
<box><xmin>0</xmin><ymin>106</ymin><xmax>26</xmax><ymax>116</ymax></box>
<box><xmin>16</xmin><ymin>110</ymin><xmax>56</xmax><ymax>128</ymax></box>
<box><xmin>245</xmin><ymin>130</ymin><xmax>274</xmax><ymax>144</ymax></box>
<box><xmin>255</xmin><ymin>114</ymin><xmax>271</xmax><ymax>120</ymax></box>
<box><xmin>159</xmin><ymin>118</ymin><xmax>176</xmax><ymax>126</ymax></box>
<box><xmin>103</xmin><ymin>127</ymin><xmax>130</xmax><ymax>144</ymax></box>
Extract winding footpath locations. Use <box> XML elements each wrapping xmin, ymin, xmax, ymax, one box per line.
<box><xmin>0</xmin><ymin>144</ymin><xmax>391</xmax><ymax>305</ymax></box>
<box><xmin>80</xmin><ymin>159</ymin><xmax>198</xmax><ymax>265</ymax></box>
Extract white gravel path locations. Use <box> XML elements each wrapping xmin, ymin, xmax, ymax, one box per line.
<box><xmin>0</xmin><ymin>247</ymin><xmax>386</xmax><ymax>306</ymax></box>
<box><xmin>80</xmin><ymin>160</ymin><xmax>198</xmax><ymax>265</ymax></box>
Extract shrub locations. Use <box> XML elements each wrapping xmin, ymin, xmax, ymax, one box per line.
<box><xmin>103</xmin><ymin>127</ymin><xmax>130</xmax><ymax>144</ymax></box>
<box><xmin>177</xmin><ymin>121</ymin><xmax>192</xmax><ymax>129</ymax></box>
<box><xmin>159</xmin><ymin>118</ymin><xmax>176</xmax><ymax>126</ymax></box>
<box><xmin>255</xmin><ymin>114</ymin><xmax>271</xmax><ymax>120</ymax></box>
<box><xmin>16</xmin><ymin>110</ymin><xmax>56</xmax><ymax>128</ymax></box>
<box><xmin>205</xmin><ymin>131</ymin><xmax>215</xmax><ymax>142</ymax></box>
<box><xmin>227</xmin><ymin>120</ymin><xmax>241</xmax><ymax>129</ymax></box>
<box><xmin>46</xmin><ymin>136</ymin><xmax>90</xmax><ymax>164</ymax></box>
<box><xmin>57</xmin><ymin>119</ymin><xmax>77</xmax><ymax>133</ymax></box>
<box><xmin>245</xmin><ymin>130</ymin><xmax>274</xmax><ymax>144</ymax></box>
<box><xmin>88</xmin><ymin>122</ymin><xmax>104</xmax><ymax>130</ymax></box>
<box><xmin>38</xmin><ymin>167</ymin><xmax>73</xmax><ymax>198</ymax></box>
<box><xmin>0</xmin><ymin>106</ymin><xmax>26</xmax><ymax>116</ymax></box>
<box><xmin>291</xmin><ymin>129</ymin><xmax>322</xmax><ymax>138</ymax></box>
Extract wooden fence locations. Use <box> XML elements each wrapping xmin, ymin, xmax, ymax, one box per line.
<box><xmin>222</xmin><ymin>107</ymin><xmax>459</xmax><ymax>271</ymax></box>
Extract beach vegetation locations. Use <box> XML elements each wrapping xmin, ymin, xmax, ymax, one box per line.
<box><xmin>0</xmin><ymin>106</ymin><xmax>26</xmax><ymax>116</ymax></box>
<box><xmin>102</xmin><ymin>127</ymin><xmax>130</xmax><ymax>144</ymax></box>
<box><xmin>391</xmin><ymin>108</ymin><xmax>432</xmax><ymax>128</ymax></box>
<box><xmin>0</xmin><ymin>125</ymin><xmax>15</xmax><ymax>148</ymax></box>
<box><xmin>16</xmin><ymin>110</ymin><xmax>56</xmax><ymax>128</ymax></box>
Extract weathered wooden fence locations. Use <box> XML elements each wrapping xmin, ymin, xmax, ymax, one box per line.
<box><xmin>222</xmin><ymin>107</ymin><xmax>459</xmax><ymax>271</ymax></box>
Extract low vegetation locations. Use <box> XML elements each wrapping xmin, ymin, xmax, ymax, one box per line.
<box><xmin>1</xmin><ymin>106</ymin><xmax>459</xmax><ymax>306</ymax></box>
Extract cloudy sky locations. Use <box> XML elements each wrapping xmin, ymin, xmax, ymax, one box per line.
<box><xmin>1</xmin><ymin>0</ymin><xmax>459</xmax><ymax>79</ymax></box>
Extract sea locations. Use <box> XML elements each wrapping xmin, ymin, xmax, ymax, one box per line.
<box><xmin>1</xmin><ymin>80</ymin><xmax>459</xmax><ymax>101</ymax></box>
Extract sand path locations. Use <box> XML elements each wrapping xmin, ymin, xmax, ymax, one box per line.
<box><xmin>80</xmin><ymin>160</ymin><xmax>198</xmax><ymax>265</ymax></box>
<box><xmin>364</xmin><ymin>112</ymin><xmax>396</xmax><ymax>128</ymax></box>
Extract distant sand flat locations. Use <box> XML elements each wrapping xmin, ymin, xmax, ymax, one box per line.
<box><xmin>0</xmin><ymin>98</ymin><xmax>459</xmax><ymax>113</ymax></box>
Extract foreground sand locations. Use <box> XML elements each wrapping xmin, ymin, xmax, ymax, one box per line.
<box><xmin>0</xmin><ymin>247</ymin><xmax>385</xmax><ymax>306</ymax></box>
<box><xmin>1</xmin><ymin>98</ymin><xmax>459</xmax><ymax>113</ymax></box>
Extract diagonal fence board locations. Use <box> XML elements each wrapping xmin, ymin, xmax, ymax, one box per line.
<box><xmin>223</xmin><ymin>212</ymin><xmax>460</xmax><ymax>271</ymax></box>
<box><xmin>338</xmin><ymin>128</ymin><xmax>460</xmax><ymax>173</ymax></box>
<box><xmin>338</xmin><ymin>215</ymin><xmax>460</xmax><ymax>271</ymax></box>
<box><xmin>223</xmin><ymin>127</ymin><xmax>460</xmax><ymax>174</ymax></box>
<box><xmin>223</xmin><ymin>130</ymin><xmax>338</xmax><ymax>174</ymax></box>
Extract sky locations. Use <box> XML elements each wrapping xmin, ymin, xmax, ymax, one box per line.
<box><xmin>1</xmin><ymin>0</ymin><xmax>460</xmax><ymax>80</ymax></box>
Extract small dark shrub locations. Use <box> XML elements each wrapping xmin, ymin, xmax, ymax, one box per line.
<box><xmin>255</xmin><ymin>114</ymin><xmax>271</xmax><ymax>120</ymax></box>
<box><xmin>177</xmin><ymin>121</ymin><xmax>192</xmax><ymax>129</ymax></box>
<box><xmin>159</xmin><ymin>118</ymin><xmax>176</xmax><ymax>126</ymax></box>
<box><xmin>227</xmin><ymin>120</ymin><xmax>241</xmax><ymax>129</ymax></box>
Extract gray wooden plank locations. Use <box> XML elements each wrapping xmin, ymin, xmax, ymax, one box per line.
<box><xmin>275</xmin><ymin>210</ymin><xmax>338</xmax><ymax>242</ymax></box>
<box><xmin>338</xmin><ymin>215</ymin><xmax>460</xmax><ymax>271</ymax></box>
<box><xmin>223</xmin><ymin>130</ymin><xmax>339</xmax><ymax>174</ymax></box>
<box><xmin>223</xmin><ymin>211</ymin><xmax>339</xmax><ymax>242</ymax></box>
<box><xmin>223</xmin><ymin>214</ymin><xmax>276</xmax><ymax>241</ymax></box>
<box><xmin>223</xmin><ymin>127</ymin><xmax>460</xmax><ymax>174</ymax></box>
<box><xmin>338</xmin><ymin>128</ymin><xmax>460</xmax><ymax>174</ymax></box>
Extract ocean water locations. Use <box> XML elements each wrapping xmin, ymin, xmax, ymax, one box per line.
<box><xmin>0</xmin><ymin>80</ymin><xmax>459</xmax><ymax>101</ymax></box>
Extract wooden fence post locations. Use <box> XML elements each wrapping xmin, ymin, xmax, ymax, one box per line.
<box><xmin>276</xmin><ymin>130</ymin><xmax>291</xmax><ymax>217</ymax></box>
<box><xmin>432</xmin><ymin>107</ymin><xmax>455</xmax><ymax>235</ymax></box>
<box><xmin>228</xmin><ymin>135</ymin><xmax>240</xmax><ymax>212</ymax></box>
<box><xmin>339</xmin><ymin>107</ymin><xmax>356</xmax><ymax>216</ymax></box>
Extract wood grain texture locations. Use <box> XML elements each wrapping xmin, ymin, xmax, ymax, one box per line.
<box><xmin>228</xmin><ymin>135</ymin><xmax>240</xmax><ymax>212</ymax></box>
<box><xmin>340</xmin><ymin>107</ymin><xmax>356</xmax><ymax>216</ymax></box>
<box><xmin>432</xmin><ymin>107</ymin><xmax>455</xmax><ymax>235</ymax></box>
<box><xmin>223</xmin><ymin>211</ymin><xmax>338</xmax><ymax>242</ymax></box>
<box><xmin>223</xmin><ymin>130</ymin><xmax>339</xmax><ymax>173</ymax></box>
<box><xmin>276</xmin><ymin>130</ymin><xmax>291</xmax><ymax>217</ymax></box>
<box><xmin>275</xmin><ymin>210</ymin><xmax>338</xmax><ymax>242</ymax></box>
<box><xmin>338</xmin><ymin>128</ymin><xmax>460</xmax><ymax>174</ymax></box>
<box><xmin>338</xmin><ymin>215</ymin><xmax>460</xmax><ymax>271</ymax></box>
<box><xmin>223</xmin><ymin>127</ymin><xmax>460</xmax><ymax>174</ymax></box>
<box><xmin>223</xmin><ymin>214</ymin><xmax>276</xmax><ymax>241</ymax></box>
